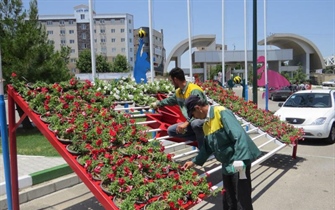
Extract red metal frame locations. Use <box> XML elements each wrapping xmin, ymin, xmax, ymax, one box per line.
<box><xmin>7</xmin><ymin>86</ymin><xmax>118</xmax><ymax>210</ymax></box>
<box><xmin>6</xmin><ymin>87</ymin><xmax>198</xmax><ymax>209</ymax></box>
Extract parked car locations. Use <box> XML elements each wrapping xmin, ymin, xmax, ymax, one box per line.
<box><xmin>274</xmin><ymin>89</ymin><xmax>335</xmax><ymax>144</ymax></box>
<box><xmin>269</xmin><ymin>86</ymin><xmax>292</xmax><ymax>101</ymax></box>
<box><xmin>322</xmin><ymin>79</ymin><xmax>335</xmax><ymax>87</ymax></box>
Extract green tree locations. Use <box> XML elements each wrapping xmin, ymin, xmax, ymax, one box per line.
<box><xmin>0</xmin><ymin>0</ymin><xmax>71</xmax><ymax>84</ymax></box>
<box><xmin>76</xmin><ymin>49</ymin><xmax>112</xmax><ymax>73</ymax></box>
<box><xmin>280</xmin><ymin>71</ymin><xmax>291</xmax><ymax>82</ymax></box>
<box><xmin>0</xmin><ymin>0</ymin><xmax>71</xmax><ymax>128</ymax></box>
<box><xmin>293</xmin><ymin>65</ymin><xmax>307</xmax><ymax>83</ymax></box>
<box><xmin>110</xmin><ymin>54</ymin><xmax>131</xmax><ymax>72</ymax></box>
<box><xmin>209</xmin><ymin>64</ymin><xmax>226</xmax><ymax>80</ymax></box>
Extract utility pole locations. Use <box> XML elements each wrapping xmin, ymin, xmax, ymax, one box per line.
<box><xmin>252</xmin><ymin>0</ymin><xmax>258</xmax><ymax>105</ymax></box>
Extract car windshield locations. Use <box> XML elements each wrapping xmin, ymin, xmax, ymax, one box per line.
<box><xmin>283</xmin><ymin>93</ymin><xmax>331</xmax><ymax>108</ymax></box>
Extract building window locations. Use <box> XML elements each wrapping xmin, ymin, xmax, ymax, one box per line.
<box><xmin>130</xmin><ymin>48</ymin><xmax>133</xmax><ymax>52</ymax></box>
<box><xmin>99</xmin><ymin>19</ymin><xmax>105</xmax><ymax>24</ymax></box>
<box><xmin>70</xmin><ymin>40</ymin><xmax>75</xmax><ymax>44</ymax></box>
<box><xmin>69</xmin><ymin>20</ymin><xmax>74</xmax><ymax>24</ymax></box>
<box><xmin>112</xmin><ymin>48</ymin><xmax>116</xmax><ymax>52</ymax></box>
<box><xmin>47</xmin><ymin>21</ymin><xmax>53</xmax><ymax>25</ymax></box>
<box><xmin>111</xmin><ymin>29</ymin><xmax>115</xmax><ymax>33</ymax></box>
<box><xmin>81</xmin><ymin>24</ymin><xmax>86</xmax><ymax>30</ymax></box>
<box><xmin>82</xmin><ymin>43</ymin><xmax>87</xmax><ymax>49</ymax></box>
<box><xmin>61</xmin><ymin>40</ymin><xmax>66</xmax><ymax>44</ymax></box>
<box><xmin>81</xmin><ymin>14</ymin><xmax>85</xmax><ymax>20</ymax></box>
<box><xmin>129</xmin><ymin>38</ymin><xmax>132</xmax><ymax>43</ymax></box>
<box><xmin>47</xmin><ymin>30</ymin><xmax>53</xmax><ymax>35</ymax></box>
<box><xmin>101</xmin><ymin>39</ymin><xmax>106</xmax><ymax>43</ymax></box>
<box><xmin>82</xmin><ymin>33</ymin><xmax>86</xmax><ymax>39</ymax></box>
<box><xmin>94</xmin><ymin>39</ymin><xmax>97</xmax><ymax>43</ymax></box>
<box><xmin>101</xmin><ymin>47</ymin><xmax>107</xmax><ymax>53</ymax></box>
<box><xmin>94</xmin><ymin>29</ymin><xmax>96</xmax><ymax>33</ymax></box>
<box><xmin>130</xmin><ymin>57</ymin><xmax>133</xmax><ymax>61</ymax></box>
<box><xmin>120</xmin><ymin>28</ymin><xmax>125</xmax><ymax>33</ymax></box>
<box><xmin>121</xmin><ymin>48</ymin><xmax>125</xmax><ymax>52</ymax></box>
<box><xmin>71</xmin><ymin>49</ymin><xmax>75</xmax><ymax>53</ymax></box>
<box><xmin>128</xmin><ymin>19</ymin><xmax>132</xmax><ymax>24</ymax></box>
<box><xmin>129</xmin><ymin>29</ymin><xmax>132</xmax><ymax>33</ymax></box>
<box><xmin>100</xmin><ymin>29</ymin><xmax>105</xmax><ymax>33</ymax></box>
<box><xmin>71</xmin><ymin>68</ymin><xmax>76</xmax><ymax>73</ymax></box>
<box><xmin>121</xmin><ymin>38</ymin><xmax>125</xmax><ymax>42</ymax></box>
<box><xmin>60</xmin><ymin>30</ymin><xmax>65</xmax><ymax>34</ymax></box>
<box><xmin>59</xmin><ymin>20</ymin><xmax>65</xmax><ymax>25</ymax></box>
<box><xmin>120</xmin><ymin>19</ymin><xmax>125</xmax><ymax>23</ymax></box>
<box><xmin>111</xmin><ymin>38</ymin><xmax>116</xmax><ymax>43</ymax></box>
<box><xmin>70</xmin><ymin>58</ymin><xmax>76</xmax><ymax>63</ymax></box>
<box><xmin>111</xmin><ymin>19</ymin><xmax>115</xmax><ymax>23</ymax></box>
<box><xmin>48</xmin><ymin>40</ymin><xmax>54</xmax><ymax>44</ymax></box>
<box><xmin>69</xmin><ymin>30</ymin><xmax>74</xmax><ymax>34</ymax></box>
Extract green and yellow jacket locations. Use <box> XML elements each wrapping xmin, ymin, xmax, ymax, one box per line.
<box><xmin>192</xmin><ymin>105</ymin><xmax>261</xmax><ymax>175</ymax></box>
<box><xmin>157</xmin><ymin>82</ymin><xmax>207</xmax><ymax>121</ymax></box>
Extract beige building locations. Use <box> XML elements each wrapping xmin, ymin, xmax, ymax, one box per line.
<box><xmin>39</xmin><ymin>4</ymin><xmax>134</xmax><ymax>74</ymax></box>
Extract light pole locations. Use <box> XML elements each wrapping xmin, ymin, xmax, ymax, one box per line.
<box><xmin>89</xmin><ymin>0</ymin><xmax>96</xmax><ymax>82</ymax></box>
<box><xmin>0</xmin><ymin>47</ymin><xmax>13</xmax><ymax>210</ymax></box>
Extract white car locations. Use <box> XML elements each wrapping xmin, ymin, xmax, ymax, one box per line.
<box><xmin>322</xmin><ymin>79</ymin><xmax>335</xmax><ymax>87</ymax></box>
<box><xmin>274</xmin><ymin>89</ymin><xmax>335</xmax><ymax>144</ymax></box>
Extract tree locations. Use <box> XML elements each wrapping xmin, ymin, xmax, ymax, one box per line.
<box><xmin>76</xmin><ymin>49</ymin><xmax>112</xmax><ymax>73</ymax></box>
<box><xmin>111</xmin><ymin>54</ymin><xmax>131</xmax><ymax>72</ymax></box>
<box><xmin>292</xmin><ymin>65</ymin><xmax>307</xmax><ymax>83</ymax></box>
<box><xmin>0</xmin><ymin>0</ymin><xmax>71</xmax><ymax>128</ymax></box>
<box><xmin>0</xmin><ymin>0</ymin><xmax>71</xmax><ymax>84</ymax></box>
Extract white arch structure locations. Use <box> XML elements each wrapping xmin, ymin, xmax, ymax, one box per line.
<box><xmin>164</xmin><ymin>34</ymin><xmax>216</xmax><ymax>73</ymax></box>
<box><xmin>258</xmin><ymin>33</ymin><xmax>325</xmax><ymax>75</ymax></box>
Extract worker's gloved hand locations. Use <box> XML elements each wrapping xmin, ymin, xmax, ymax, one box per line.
<box><xmin>232</xmin><ymin>160</ymin><xmax>245</xmax><ymax>172</ymax></box>
<box><xmin>150</xmin><ymin>101</ymin><xmax>159</xmax><ymax>110</ymax></box>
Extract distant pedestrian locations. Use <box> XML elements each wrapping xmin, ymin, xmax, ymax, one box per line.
<box><xmin>227</xmin><ymin>78</ymin><xmax>234</xmax><ymax>90</ymax></box>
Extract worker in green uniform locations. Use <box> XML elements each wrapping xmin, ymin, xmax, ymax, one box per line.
<box><xmin>183</xmin><ymin>95</ymin><xmax>261</xmax><ymax>210</ymax></box>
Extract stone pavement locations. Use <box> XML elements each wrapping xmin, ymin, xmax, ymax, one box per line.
<box><xmin>0</xmin><ymin>154</ymin><xmax>77</xmax><ymax>209</ymax></box>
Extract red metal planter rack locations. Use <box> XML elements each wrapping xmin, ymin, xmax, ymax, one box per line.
<box><xmin>7</xmin><ymin>86</ymin><xmax>119</xmax><ymax>210</ymax></box>
<box><xmin>6</xmin><ymin>89</ymin><xmax>199</xmax><ymax>209</ymax></box>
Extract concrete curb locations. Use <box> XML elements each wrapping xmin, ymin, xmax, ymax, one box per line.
<box><xmin>0</xmin><ymin>173</ymin><xmax>81</xmax><ymax>210</ymax></box>
<box><xmin>0</xmin><ymin>164</ymin><xmax>72</xmax><ymax>196</ymax></box>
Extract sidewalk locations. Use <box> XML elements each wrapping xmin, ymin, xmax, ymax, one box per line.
<box><xmin>0</xmin><ymin>154</ymin><xmax>79</xmax><ymax>209</ymax></box>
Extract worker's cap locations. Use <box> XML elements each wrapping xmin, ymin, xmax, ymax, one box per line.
<box><xmin>185</xmin><ymin>95</ymin><xmax>201</xmax><ymax>118</ymax></box>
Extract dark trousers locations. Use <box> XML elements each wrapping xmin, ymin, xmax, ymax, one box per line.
<box><xmin>222</xmin><ymin>165</ymin><xmax>253</xmax><ymax>210</ymax></box>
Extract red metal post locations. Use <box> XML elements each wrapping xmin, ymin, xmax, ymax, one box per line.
<box><xmin>7</xmin><ymin>89</ymin><xmax>19</xmax><ymax>210</ymax></box>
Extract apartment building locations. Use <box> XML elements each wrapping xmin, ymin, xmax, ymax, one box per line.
<box><xmin>134</xmin><ymin>27</ymin><xmax>166</xmax><ymax>73</ymax></box>
<box><xmin>39</xmin><ymin>4</ymin><xmax>134</xmax><ymax>74</ymax></box>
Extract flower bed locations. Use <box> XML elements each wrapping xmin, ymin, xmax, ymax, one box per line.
<box><xmin>9</xmin><ymin>74</ymin><xmax>219</xmax><ymax>210</ymax></box>
<box><xmin>9</xmin><ymin>74</ymin><xmax>303</xmax><ymax>209</ymax></box>
<box><xmin>199</xmin><ymin>80</ymin><xmax>304</xmax><ymax>144</ymax></box>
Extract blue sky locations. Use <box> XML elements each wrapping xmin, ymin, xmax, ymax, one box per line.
<box><xmin>23</xmin><ymin>0</ymin><xmax>334</xmax><ymax>69</ymax></box>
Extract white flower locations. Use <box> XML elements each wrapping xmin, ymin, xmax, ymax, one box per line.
<box><xmin>128</xmin><ymin>95</ymin><xmax>134</xmax><ymax>100</ymax></box>
<box><xmin>113</xmin><ymin>94</ymin><xmax>120</xmax><ymax>100</ymax></box>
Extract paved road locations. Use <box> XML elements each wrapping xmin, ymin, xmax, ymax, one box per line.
<box><xmin>19</xmin><ymin>88</ymin><xmax>335</xmax><ymax>210</ymax></box>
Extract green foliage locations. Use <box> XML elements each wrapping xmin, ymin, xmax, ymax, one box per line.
<box><xmin>209</xmin><ymin>64</ymin><xmax>223</xmax><ymax>80</ymax></box>
<box><xmin>0</xmin><ymin>0</ymin><xmax>71</xmax><ymax>85</ymax></box>
<box><xmin>292</xmin><ymin>65</ymin><xmax>307</xmax><ymax>83</ymax></box>
<box><xmin>280</xmin><ymin>71</ymin><xmax>291</xmax><ymax>82</ymax></box>
<box><xmin>111</xmin><ymin>54</ymin><xmax>131</xmax><ymax>72</ymax></box>
<box><xmin>76</xmin><ymin>49</ymin><xmax>112</xmax><ymax>73</ymax></box>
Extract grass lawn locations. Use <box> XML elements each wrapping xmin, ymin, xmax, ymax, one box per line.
<box><xmin>0</xmin><ymin>127</ymin><xmax>60</xmax><ymax>157</ymax></box>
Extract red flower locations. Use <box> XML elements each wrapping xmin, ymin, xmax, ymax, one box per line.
<box><xmin>11</xmin><ymin>72</ymin><xmax>17</xmax><ymax>77</ymax></box>
<box><xmin>96</xmin><ymin>139</ymin><xmax>102</xmax><ymax>146</ymax></box>
<box><xmin>118</xmin><ymin>178</ymin><xmax>125</xmax><ymax>186</ymax></box>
